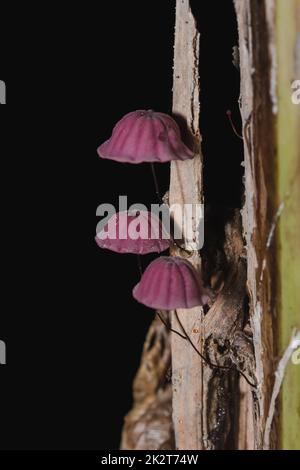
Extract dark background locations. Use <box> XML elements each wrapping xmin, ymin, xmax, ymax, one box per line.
<box><xmin>0</xmin><ymin>0</ymin><xmax>242</xmax><ymax>450</ymax></box>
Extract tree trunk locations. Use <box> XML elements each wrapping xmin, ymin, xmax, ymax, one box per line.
<box><xmin>235</xmin><ymin>0</ymin><xmax>300</xmax><ymax>449</ymax></box>
<box><xmin>122</xmin><ymin>0</ymin><xmax>300</xmax><ymax>450</ymax></box>
<box><xmin>169</xmin><ymin>0</ymin><xmax>205</xmax><ymax>450</ymax></box>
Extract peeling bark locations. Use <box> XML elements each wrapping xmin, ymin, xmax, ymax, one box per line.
<box><xmin>170</xmin><ymin>0</ymin><xmax>204</xmax><ymax>450</ymax></box>
<box><xmin>122</xmin><ymin>0</ymin><xmax>300</xmax><ymax>451</ymax></box>
<box><xmin>170</xmin><ymin>0</ymin><xmax>252</xmax><ymax>451</ymax></box>
<box><xmin>264</xmin><ymin>330</ymin><xmax>300</xmax><ymax>449</ymax></box>
<box><xmin>234</xmin><ymin>0</ymin><xmax>279</xmax><ymax>449</ymax></box>
<box><xmin>121</xmin><ymin>318</ymin><xmax>174</xmax><ymax>450</ymax></box>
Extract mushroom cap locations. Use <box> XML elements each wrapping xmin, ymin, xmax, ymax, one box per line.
<box><xmin>95</xmin><ymin>210</ymin><xmax>170</xmax><ymax>254</ymax></box>
<box><xmin>97</xmin><ymin>110</ymin><xmax>194</xmax><ymax>163</ymax></box>
<box><xmin>133</xmin><ymin>256</ymin><xmax>209</xmax><ymax>309</ymax></box>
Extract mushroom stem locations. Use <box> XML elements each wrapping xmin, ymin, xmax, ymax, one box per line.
<box><xmin>226</xmin><ymin>109</ymin><xmax>243</xmax><ymax>140</ymax></box>
<box><xmin>135</xmin><ymin>259</ymin><xmax>187</xmax><ymax>339</ymax></box>
<box><xmin>174</xmin><ymin>310</ymin><xmax>257</xmax><ymax>387</ymax></box>
<box><xmin>174</xmin><ymin>309</ymin><xmax>213</xmax><ymax>364</ymax></box>
<box><xmin>156</xmin><ymin>310</ymin><xmax>187</xmax><ymax>340</ymax></box>
<box><xmin>150</xmin><ymin>162</ymin><xmax>162</xmax><ymax>204</ymax></box>
<box><xmin>136</xmin><ymin>254</ymin><xmax>143</xmax><ymax>277</ymax></box>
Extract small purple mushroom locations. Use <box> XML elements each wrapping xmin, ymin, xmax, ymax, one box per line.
<box><xmin>132</xmin><ymin>256</ymin><xmax>209</xmax><ymax>310</ymax></box>
<box><xmin>97</xmin><ymin>110</ymin><xmax>194</xmax><ymax>164</ymax></box>
<box><xmin>95</xmin><ymin>210</ymin><xmax>170</xmax><ymax>254</ymax></box>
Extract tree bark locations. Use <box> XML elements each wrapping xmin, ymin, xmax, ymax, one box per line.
<box><xmin>170</xmin><ymin>0</ymin><xmax>246</xmax><ymax>450</ymax></box>
<box><xmin>169</xmin><ymin>0</ymin><xmax>204</xmax><ymax>450</ymax></box>
<box><xmin>235</xmin><ymin>0</ymin><xmax>300</xmax><ymax>449</ymax></box>
<box><xmin>122</xmin><ymin>0</ymin><xmax>300</xmax><ymax>451</ymax></box>
<box><xmin>121</xmin><ymin>317</ymin><xmax>174</xmax><ymax>450</ymax></box>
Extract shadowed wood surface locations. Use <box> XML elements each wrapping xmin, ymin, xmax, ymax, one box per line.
<box><xmin>121</xmin><ymin>318</ymin><xmax>174</xmax><ymax>450</ymax></box>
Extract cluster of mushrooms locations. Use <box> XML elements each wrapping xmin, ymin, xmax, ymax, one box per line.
<box><xmin>96</xmin><ymin>110</ymin><xmax>209</xmax><ymax>320</ymax></box>
<box><xmin>96</xmin><ymin>111</ymin><xmax>259</xmax><ymax>385</ymax></box>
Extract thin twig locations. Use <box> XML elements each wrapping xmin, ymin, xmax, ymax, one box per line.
<box><xmin>226</xmin><ymin>109</ymin><xmax>244</xmax><ymax>140</ymax></box>
<box><xmin>150</xmin><ymin>163</ymin><xmax>162</xmax><ymax>204</ymax></box>
<box><xmin>174</xmin><ymin>310</ymin><xmax>257</xmax><ymax>387</ymax></box>
<box><xmin>136</xmin><ymin>254</ymin><xmax>143</xmax><ymax>277</ymax></box>
<box><xmin>263</xmin><ymin>329</ymin><xmax>300</xmax><ymax>449</ymax></box>
<box><xmin>156</xmin><ymin>311</ymin><xmax>187</xmax><ymax>340</ymax></box>
<box><xmin>260</xmin><ymin>169</ymin><xmax>299</xmax><ymax>283</ymax></box>
<box><xmin>259</xmin><ymin>200</ymin><xmax>285</xmax><ymax>283</ymax></box>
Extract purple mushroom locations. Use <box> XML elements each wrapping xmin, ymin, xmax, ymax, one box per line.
<box><xmin>97</xmin><ymin>110</ymin><xmax>194</xmax><ymax>203</ymax></box>
<box><xmin>97</xmin><ymin>110</ymin><xmax>194</xmax><ymax>164</ymax></box>
<box><xmin>132</xmin><ymin>256</ymin><xmax>209</xmax><ymax>310</ymax></box>
<box><xmin>95</xmin><ymin>210</ymin><xmax>170</xmax><ymax>255</ymax></box>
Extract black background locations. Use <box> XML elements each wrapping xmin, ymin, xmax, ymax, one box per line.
<box><xmin>0</xmin><ymin>0</ymin><xmax>242</xmax><ymax>450</ymax></box>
